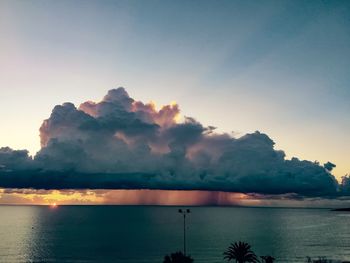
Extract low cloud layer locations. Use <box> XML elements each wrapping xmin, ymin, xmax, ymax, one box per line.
<box><xmin>0</xmin><ymin>88</ymin><xmax>348</xmax><ymax>197</ymax></box>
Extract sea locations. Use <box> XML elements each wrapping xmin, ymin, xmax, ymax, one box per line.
<box><xmin>0</xmin><ymin>206</ymin><xmax>349</xmax><ymax>263</ymax></box>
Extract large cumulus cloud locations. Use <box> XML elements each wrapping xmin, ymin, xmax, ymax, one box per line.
<box><xmin>0</xmin><ymin>88</ymin><xmax>345</xmax><ymax>197</ymax></box>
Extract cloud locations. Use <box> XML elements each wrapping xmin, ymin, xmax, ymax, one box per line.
<box><xmin>0</xmin><ymin>147</ymin><xmax>35</xmax><ymax>171</ymax></box>
<box><xmin>324</xmin><ymin>161</ymin><xmax>336</xmax><ymax>172</ymax></box>
<box><xmin>0</xmin><ymin>88</ymin><xmax>344</xmax><ymax>197</ymax></box>
<box><xmin>340</xmin><ymin>174</ymin><xmax>350</xmax><ymax>194</ymax></box>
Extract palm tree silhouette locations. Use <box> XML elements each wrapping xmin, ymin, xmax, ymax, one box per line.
<box><xmin>223</xmin><ymin>241</ymin><xmax>258</xmax><ymax>263</ymax></box>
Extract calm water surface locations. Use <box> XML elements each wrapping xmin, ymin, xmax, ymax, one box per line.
<box><xmin>0</xmin><ymin>206</ymin><xmax>349</xmax><ymax>263</ymax></box>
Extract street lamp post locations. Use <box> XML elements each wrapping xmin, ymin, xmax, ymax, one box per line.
<box><xmin>178</xmin><ymin>208</ymin><xmax>190</xmax><ymax>256</ymax></box>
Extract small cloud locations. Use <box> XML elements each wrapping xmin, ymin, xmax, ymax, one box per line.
<box><xmin>324</xmin><ymin>161</ymin><xmax>336</xmax><ymax>172</ymax></box>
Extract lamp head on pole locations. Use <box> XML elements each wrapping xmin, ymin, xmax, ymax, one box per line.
<box><xmin>178</xmin><ymin>208</ymin><xmax>190</xmax><ymax>214</ymax></box>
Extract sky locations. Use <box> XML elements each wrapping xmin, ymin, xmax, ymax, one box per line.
<box><xmin>0</xmin><ymin>0</ymin><xmax>349</xmax><ymax>205</ymax></box>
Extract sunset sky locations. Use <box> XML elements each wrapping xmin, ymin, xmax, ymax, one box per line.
<box><xmin>0</xmin><ymin>0</ymin><xmax>349</xmax><ymax>205</ymax></box>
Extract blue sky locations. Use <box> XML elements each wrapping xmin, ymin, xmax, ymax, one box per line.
<box><xmin>0</xmin><ymin>0</ymin><xmax>349</xmax><ymax>179</ymax></box>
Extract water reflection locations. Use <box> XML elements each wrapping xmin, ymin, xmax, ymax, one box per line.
<box><xmin>0</xmin><ymin>206</ymin><xmax>349</xmax><ymax>263</ymax></box>
<box><xmin>0</xmin><ymin>206</ymin><xmax>38</xmax><ymax>262</ymax></box>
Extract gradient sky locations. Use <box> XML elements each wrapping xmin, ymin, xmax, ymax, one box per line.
<box><xmin>0</xmin><ymin>0</ymin><xmax>349</xmax><ymax>182</ymax></box>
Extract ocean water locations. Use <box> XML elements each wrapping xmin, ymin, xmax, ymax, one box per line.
<box><xmin>0</xmin><ymin>206</ymin><xmax>349</xmax><ymax>263</ymax></box>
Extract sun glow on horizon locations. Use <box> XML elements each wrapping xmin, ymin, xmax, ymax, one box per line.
<box><xmin>0</xmin><ymin>188</ymin><xmax>349</xmax><ymax>207</ymax></box>
<box><xmin>0</xmin><ymin>189</ymin><xmax>259</xmax><ymax>206</ymax></box>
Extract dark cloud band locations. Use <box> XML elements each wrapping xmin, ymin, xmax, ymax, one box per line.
<box><xmin>0</xmin><ymin>88</ymin><xmax>347</xmax><ymax>197</ymax></box>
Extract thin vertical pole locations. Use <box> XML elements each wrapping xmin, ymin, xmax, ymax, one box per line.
<box><xmin>183</xmin><ymin>213</ymin><xmax>186</xmax><ymax>256</ymax></box>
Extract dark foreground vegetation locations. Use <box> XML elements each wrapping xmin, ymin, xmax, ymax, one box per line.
<box><xmin>163</xmin><ymin>241</ymin><xmax>349</xmax><ymax>263</ymax></box>
<box><xmin>163</xmin><ymin>252</ymin><xmax>194</xmax><ymax>263</ymax></box>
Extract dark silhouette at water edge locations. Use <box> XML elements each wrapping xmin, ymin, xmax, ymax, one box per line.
<box><xmin>332</xmin><ymin>208</ymin><xmax>350</xmax><ymax>211</ymax></box>
<box><xmin>163</xmin><ymin>252</ymin><xmax>194</xmax><ymax>263</ymax></box>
